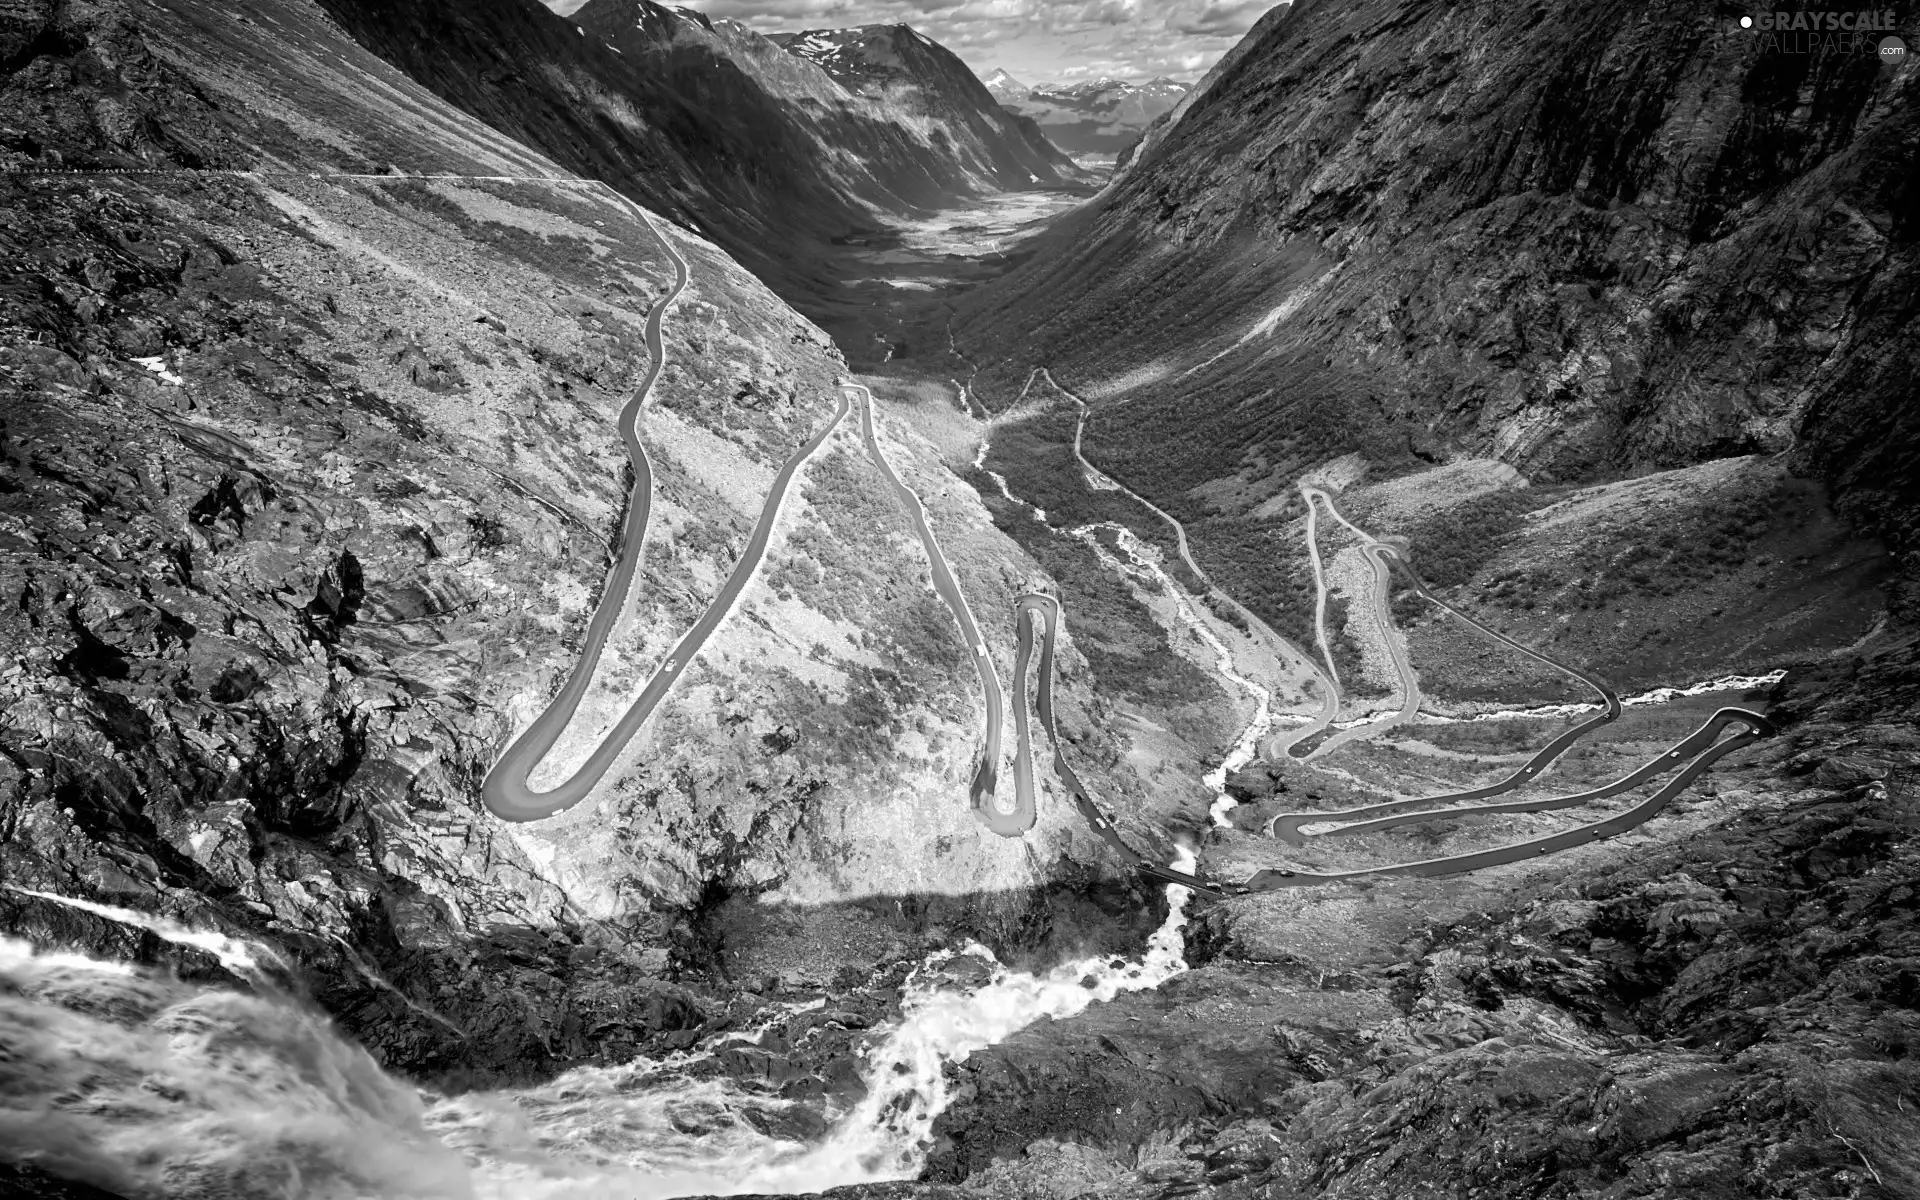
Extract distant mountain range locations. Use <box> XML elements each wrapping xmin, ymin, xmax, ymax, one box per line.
<box><xmin>984</xmin><ymin>72</ymin><xmax>1190</xmax><ymax>155</ymax></box>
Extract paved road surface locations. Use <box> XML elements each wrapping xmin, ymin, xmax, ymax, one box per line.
<box><xmin>1302</xmin><ymin>487</ymin><xmax>1342</xmax><ymax>692</ymax></box>
<box><xmin>850</xmin><ymin>384</ymin><xmax>1027</xmax><ymax>835</ymax></box>
<box><xmin>480</xmin><ymin>196</ymin><xmax>848</xmax><ymax>821</ymax></box>
<box><xmin>1297</xmin><ymin>485</ymin><xmax>1428</xmax><ymax>759</ymax></box>
<box><xmin>1286</xmin><ymin>705</ymin><xmax>1755</xmax><ymax>841</ymax></box>
<box><xmin>1014</xmin><ymin>593</ymin><xmax>1227</xmax><ymax>896</ymax></box>
<box><xmin>1036</xmin><ymin>369</ymin><xmax>1339</xmax><ymax>759</ymax></box>
<box><xmin>1266</xmin><ymin>490</ymin><xmax>1626</xmax><ymax>841</ymax></box>
<box><xmin>1235</xmin><ymin>707</ymin><xmax>1773</xmax><ymax>889</ymax></box>
<box><xmin>1012</xmin><ymin>590</ymin><xmax>1771</xmax><ymax>894</ymax></box>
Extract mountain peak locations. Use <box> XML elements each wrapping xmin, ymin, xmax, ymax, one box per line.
<box><xmin>982</xmin><ymin>66</ymin><xmax>1028</xmax><ymax>102</ymax></box>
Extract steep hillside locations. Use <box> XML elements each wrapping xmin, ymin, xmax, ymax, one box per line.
<box><xmin>573</xmin><ymin>1</ymin><xmax>1079</xmax><ymax>201</ymax></box>
<box><xmin>954</xmin><ymin>0</ymin><xmax>1916</xmax><ymax>687</ymax></box>
<box><xmin>1115</xmin><ymin>2</ymin><xmax>1293</xmax><ymax>175</ymax></box>
<box><xmin>0</xmin><ymin>0</ymin><xmax>1210</xmax><ymax>1089</ymax></box>
<box><xmin>1002</xmin><ymin>77</ymin><xmax>1190</xmax><ymax>155</ymax></box>
<box><xmin>303</xmin><ymin>0</ymin><xmax>1077</xmax><ymax>322</ymax></box>
<box><xmin>774</xmin><ymin>24</ymin><xmax>1076</xmax><ymax>187</ymax></box>
<box><xmin>302</xmin><ymin>0</ymin><xmax>864</xmax><ymax>311</ymax></box>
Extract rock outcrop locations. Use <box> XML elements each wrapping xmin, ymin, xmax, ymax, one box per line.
<box><xmin>914</xmin><ymin>682</ymin><xmax>1920</xmax><ymax>1199</ymax></box>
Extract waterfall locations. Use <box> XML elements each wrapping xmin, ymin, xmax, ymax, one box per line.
<box><xmin>1</xmin><ymin>857</ymin><xmax>1200</xmax><ymax>1199</ymax></box>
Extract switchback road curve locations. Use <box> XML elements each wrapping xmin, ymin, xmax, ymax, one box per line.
<box><xmin>1298</xmin><ymin>484</ymin><xmax>1423</xmax><ymax>759</ymax></box>
<box><xmin>1011</xmin><ymin>590</ymin><xmax>1771</xmax><ymax>895</ymax></box>
<box><xmin>849</xmin><ymin>384</ymin><xmax>1028</xmax><ymax>836</ymax></box>
<box><xmin>1035</xmin><ymin>370</ymin><xmax>1339</xmax><ymax>760</ymax></box>
<box><xmin>1234</xmin><ymin>707</ymin><xmax>1773</xmax><ymax>889</ymax></box>
<box><xmin>18</xmin><ymin>169</ymin><xmax>855</xmax><ymax>823</ymax></box>
<box><xmin>480</xmin><ymin>194</ymin><xmax>848</xmax><ymax>821</ymax></box>
<box><xmin>1280</xmin><ymin>705</ymin><xmax>1767</xmax><ymax>842</ymax></box>
<box><xmin>1014</xmin><ymin>593</ymin><xmax>1229</xmax><ymax>897</ymax></box>
<box><xmin>1267</xmin><ymin>489</ymin><xmax>1625</xmax><ymax>842</ymax></box>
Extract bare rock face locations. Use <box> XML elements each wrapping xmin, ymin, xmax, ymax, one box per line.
<box><xmin>915</xmin><ymin>710</ymin><xmax>1920</xmax><ymax>1199</ymax></box>
<box><xmin>0</xmin><ymin>0</ymin><xmax>55</xmax><ymax>63</ymax></box>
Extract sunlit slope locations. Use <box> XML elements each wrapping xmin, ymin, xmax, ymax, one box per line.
<box><xmin>0</xmin><ymin>0</ymin><xmax>1171</xmax><ymax>1083</ymax></box>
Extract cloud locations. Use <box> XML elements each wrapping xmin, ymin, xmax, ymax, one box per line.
<box><xmin>543</xmin><ymin>0</ymin><xmax>1276</xmax><ymax>81</ymax></box>
<box><xmin>1162</xmin><ymin>0</ymin><xmax>1266</xmax><ymax>36</ymax></box>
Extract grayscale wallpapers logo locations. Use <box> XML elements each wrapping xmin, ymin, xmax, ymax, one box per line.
<box><xmin>1736</xmin><ymin>9</ymin><xmax>1907</xmax><ymax>61</ymax></box>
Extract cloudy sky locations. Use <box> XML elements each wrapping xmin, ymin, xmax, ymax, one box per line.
<box><xmin>546</xmin><ymin>0</ymin><xmax>1275</xmax><ymax>83</ymax></box>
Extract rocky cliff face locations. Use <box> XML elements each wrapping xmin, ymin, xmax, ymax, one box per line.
<box><xmin>0</xmin><ymin>0</ymin><xmax>1191</xmax><ymax>1090</ymax></box>
<box><xmin>919</xmin><ymin>691</ymin><xmax>1920</xmax><ymax>1199</ymax></box>
<box><xmin>773</xmin><ymin>24</ymin><xmax>1078</xmax><ymax>187</ymax></box>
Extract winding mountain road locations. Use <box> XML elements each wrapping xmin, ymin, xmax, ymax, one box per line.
<box><xmin>30</xmin><ymin>167</ymin><xmax>1777</xmax><ymax>900</ymax></box>
<box><xmin>1001</xmin><ymin>406</ymin><xmax>1770</xmax><ymax>893</ymax></box>
<box><xmin>480</xmin><ymin>194</ymin><xmax>848</xmax><ymax>821</ymax></box>
<box><xmin>1015</xmin><ymin>593</ymin><xmax>1229</xmax><ymax>897</ymax></box>
<box><xmin>461</xmin><ymin>197</ymin><xmax>1773</xmax><ymax>891</ymax></box>
<box><xmin>1234</xmin><ymin>707</ymin><xmax>1773</xmax><ymax>888</ymax></box>
<box><xmin>1012</xmin><ymin>589</ymin><xmax>1769</xmax><ymax>895</ymax></box>
<box><xmin>1036</xmin><ymin>370</ymin><xmax>1339</xmax><ymax>759</ymax></box>
<box><xmin>1298</xmin><ymin>484</ymin><xmax>1428</xmax><ymax>759</ymax></box>
<box><xmin>850</xmin><ymin>383</ymin><xmax>1028</xmax><ymax>836</ymax></box>
<box><xmin>1264</xmin><ymin>491</ymin><xmax>1624</xmax><ymax>842</ymax></box>
<box><xmin>1303</xmin><ymin>489</ymin><xmax>1342</xmax><ymax>693</ymax></box>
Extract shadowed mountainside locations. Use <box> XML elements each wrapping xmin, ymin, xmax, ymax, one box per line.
<box><xmin>955</xmin><ymin>0</ymin><xmax>1917</xmax><ymax>604</ymax></box>
<box><xmin>310</xmin><ymin>0</ymin><xmax>1082</xmax><ymax>321</ymax></box>
<box><xmin>771</xmin><ymin>23</ymin><xmax>1075</xmax><ymax>186</ymax></box>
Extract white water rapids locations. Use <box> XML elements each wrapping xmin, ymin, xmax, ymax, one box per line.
<box><xmin>1069</xmin><ymin>523</ymin><xmax>1275</xmax><ymax>829</ymax></box>
<box><xmin>973</xmin><ymin>422</ymin><xmax>1274</xmax><ymax>831</ymax></box>
<box><xmin>0</xmin><ymin>854</ymin><xmax>1199</xmax><ymax>1199</ymax></box>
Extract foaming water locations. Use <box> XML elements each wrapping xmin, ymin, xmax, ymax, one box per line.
<box><xmin>443</xmin><ymin>851</ymin><xmax>1200</xmax><ymax>1197</ymax></box>
<box><xmin>1071</xmin><ymin>523</ymin><xmax>1274</xmax><ymax>827</ymax></box>
<box><xmin>6</xmin><ymin>884</ymin><xmax>286</xmax><ymax>980</ymax></box>
<box><xmin>0</xmin><ymin>936</ymin><xmax>469</xmax><ymax>1199</ymax></box>
<box><xmin>2</xmin><ymin>860</ymin><xmax>1200</xmax><ymax>1199</ymax></box>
